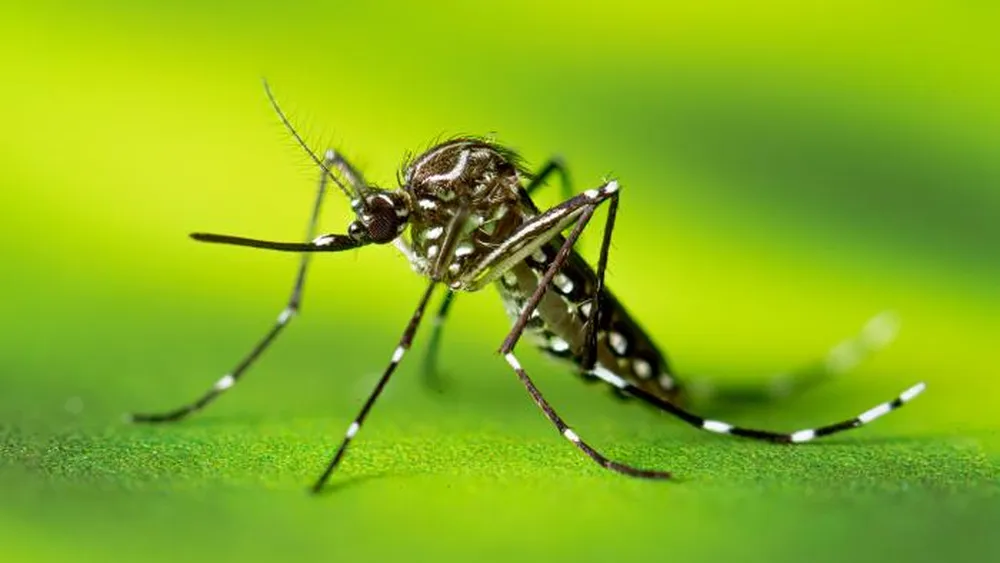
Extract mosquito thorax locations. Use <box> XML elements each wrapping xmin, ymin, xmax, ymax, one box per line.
<box><xmin>400</xmin><ymin>139</ymin><xmax>527</xmax><ymax>287</ymax></box>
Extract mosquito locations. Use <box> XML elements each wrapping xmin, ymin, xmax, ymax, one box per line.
<box><xmin>130</xmin><ymin>83</ymin><xmax>926</xmax><ymax>493</ymax></box>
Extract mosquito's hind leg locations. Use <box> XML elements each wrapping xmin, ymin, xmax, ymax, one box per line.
<box><xmin>608</xmin><ymin>371</ymin><xmax>924</xmax><ymax>445</ymax></box>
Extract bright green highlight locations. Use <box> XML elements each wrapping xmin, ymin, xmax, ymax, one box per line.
<box><xmin>2</xmin><ymin>2</ymin><xmax>998</xmax><ymax>562</ymax></box>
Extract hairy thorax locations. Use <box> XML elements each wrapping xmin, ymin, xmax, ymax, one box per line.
<box><xmin>401</xmin><ymin>139</ymin><xmax>529</xmax><ymax>287</ymax></box>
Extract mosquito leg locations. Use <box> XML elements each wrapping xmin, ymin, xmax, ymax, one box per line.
<box><xmin>312</xmin><ymin>282</ymin><xmax>437</xmax><ymax>493</ymax></box>
<box><xmin>523</xmin><ymin>158</ymin><xmax>611</xmax><ymax>381</ymax></box>
<box><xmin>595</xmin><ymin>368</ymin><xmax>925</xmax><ymax>443</ymax></box>
<box><xmin>545</xmin><ymin>181</ymin><xmax>923</xmax><ymax>442</ymax></box>
<box><xmin>553</xmin><ymin>195</ymin><xmax>924</xmax><ymax>442</ymax></box>
<box><xmin>419</xmin><ymin>158</ymin><xmax>573</xmax><ymax>389</ymax></box>
<box><xmin>579</xmin><ymin>185</ymin><xmax>619</xmax><ymax>372</ymax></box>
<box><xmin>498</xmin><ymin>181</ymin><xmax>670</xmax><ymax>479</ymax></box>
<box><xmin>503</xmin><ymin>352</ymin><xmax>670</xmax><ymax>479</ymax></box>
<box><xmin>130</xmin><ymin>150</ymin><xmax>359</xmax><ymax>423</ymax></box>
<box><xmin>421</xmin><ymin>290</ymin><xmax>457</xmax><ymax>391</ymax></box>
<box><xmin>523</xmin><ymin>157</ymin><xmax>572</xmax><ymax>201</ymax></box>
<box><xmin>693</xmin><ymin>311</ymin><xmax>901</xmax><ymax>405</ymax></box>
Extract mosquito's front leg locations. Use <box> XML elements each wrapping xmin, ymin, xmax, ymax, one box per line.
<box><xmin>130</xmin><ymin>149</ymin><xmax>364</xmax><ymax>423</ymax></box>
<box><xmin>311</xmin><ymin>282</ymin><xmax>438</xmax><ymax>493</ymax></box>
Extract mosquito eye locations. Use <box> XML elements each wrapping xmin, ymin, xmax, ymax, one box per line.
<box><xmin>364</xmin><ymin>196</ymin><xmax>403</xmax><ymax>244</ymax></box>
<box><xmin>367</xmin><ymin>211</ymin><xmax>399</xmax><ymax>243</ymax></box>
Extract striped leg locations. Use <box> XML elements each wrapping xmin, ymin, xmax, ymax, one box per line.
<box><xmin>130</xmin><ymin>149</ymin><xmax>361</xmax><ymax>423</ymax></box>
<box><xmin>693</xmin><ymin>311</ymin><xmax>902</xmax><ymax>404</ymax></box>
<box><xmin>588</xmin><ymin>363</ymin><xmax>925</xmax><ymax>443</ymax></box>
<box><xmin>579</xmin><ymin>177</ymin><xmax>618</xmax><ymax>372</ymax></box>
<box><xmin>420</xmin><ymin>158</ymin><xmax>573</xmax><ymax>389</ymax></box>
<box><xmin>498</xmin><ymin>181</ymin><xmax>670</xmax><ymax>479</ymax></box>
<box><xmin>311</xmin><ymin>281</ymin><xmax>437</xmax><ymax>493</ymax></box>
<box><xmin>504</xmin><ymin>353</ymin><xmax>669</xmax><ymax>478</ymax></box>
<box><xmin>521</xmin><ymin>156</ymin><xmax>573</xmax><ymax>205</ymax></box>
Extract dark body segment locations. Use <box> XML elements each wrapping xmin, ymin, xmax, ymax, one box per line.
<box><xmin>402</xmin><ymin>140</ymin><xmax>527</xmax><ymax>285</ymax></box>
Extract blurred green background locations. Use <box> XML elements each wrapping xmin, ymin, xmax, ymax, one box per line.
<box><xmin>2</xmin><ymin>1</ymin><xmax>998</xmax><ymax>562</ymax></box>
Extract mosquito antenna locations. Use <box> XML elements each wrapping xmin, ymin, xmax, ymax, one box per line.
<box><xmin>262</xmin><ymin>78</ymin><xmax>355</xmax><ymax>200</ymax></box>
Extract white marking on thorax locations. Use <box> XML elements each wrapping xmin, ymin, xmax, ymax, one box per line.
<box><xmin>425</xmin><ymin>149</ymin><xmax>471</xmax><ymax>183</ymax></box>
<box><xmin>410</xmin><ymin>143</ymin><xmax>463</xmax><ymax>178</ymax></box>
<box><xmin>393</xmin><ymin>237</ymin><xmax>430</xmax><ymax>274</ymax></box>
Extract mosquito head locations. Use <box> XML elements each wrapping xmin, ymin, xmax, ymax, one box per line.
<box><xmin>260</xmin><ymin>79</ymin><xmax>409</xmax><ymax>245</ymax></box>
<box><xmin>347</xmin><ymin>189</ymin><xmax>411</xmax><ymax>245</ymax></box>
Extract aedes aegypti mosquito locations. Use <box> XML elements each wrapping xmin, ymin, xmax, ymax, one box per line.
<box><xmin>131</xmin><ymin>83</ymin><xmax>926</xmax><ymax>493</ymax></box>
